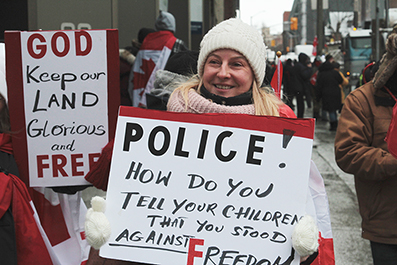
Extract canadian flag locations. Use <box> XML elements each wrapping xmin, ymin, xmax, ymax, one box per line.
<box><xmin>129</xmin><ymin>31</ymin><xmax>177</xmax><ymax>107</ymax></box>
<box><xmin>308</xmin><ymin>161</ymin><xmax>335</xmax><ymax>265</ymax></box>
<box><xmin>31</xmin><ymin>188</ymin><xmax>90</xmax><ymax>265</ymax></box>
<box><xmin>271</xmin><ymin>55</ymin><xmax>283</xmax><ymax>99</ymax></box>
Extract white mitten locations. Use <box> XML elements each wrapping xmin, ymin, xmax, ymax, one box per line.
<box><xmin>85</xmin><ymin>196</ymin><xmax>111</xmax><ymax>249</ymax></box>
<box><xmin>291</xmin><ymin>215</ymin><xmax>319</xmax><ymax>257</ymax></box>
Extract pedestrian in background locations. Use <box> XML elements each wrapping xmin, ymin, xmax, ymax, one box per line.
<box><xmin>358</xmin><ymin>60</ymin><xmax>377</xmax><ymax>87</ymax></box>
<box><xmin>325</xmin><ymin>54</ymin><xmax>334</xmax><ymax>64</ymax></box>
<box><xmin>283</xmin><ymin>58</ymin><xmax>296</xmax><ymax>110</ymax></box>
<box><xmin>318</xmin><ymin>54</ymin><xmax>335</xmax><ymax>121</ymax></box>
<box><xmin>294</xmin><ymin>53</ymin><xmax>312</xmax><ymax>118</ymax></box>
<box><xmin>310</xmin><ymin>56</ymin><xmax>323</xmax><ymax>119</ymax></box>
<box><xmin>335</xmin><ymin>29</ymin><xmax>397</xmax><ymax>265</ymax></box>
<box><xmin>119</xmin><ymin>28</ymin><xmax>156</xmax><ymax>106</ymax></box>
<box><xmin>128</xmin><ymin>11</ymin><xmax>188</xmax><ymax>107</ymax></box>
<box><xmin>333</xmin><ymin>62</ymin><xmax>349</xmax><ymax>110</ymax></box>
<box><xmin>316</xmin><ymin>57</ymin><xmax>343</xmax><ymax>131</ymax></box>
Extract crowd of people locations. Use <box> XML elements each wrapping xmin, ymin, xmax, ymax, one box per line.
<box><xmin>282</xmin><ymin>53</ymin><xmax>349</xmax><ymax>131</ymax></box>
<box><xmin>1</xmin><ymin>8</ymin><xmax>397</xmax><ymax>265</ymax></box>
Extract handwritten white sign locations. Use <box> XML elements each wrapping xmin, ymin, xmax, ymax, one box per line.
<box><xmin>101</xmin><ymin>107</ymin><xmax>315</xmax><ymax>265</ymax></box>
<box><xmin>5</xmin><ymin>29</ymin><xmax>119</xmax><ymax>187</ymax></box>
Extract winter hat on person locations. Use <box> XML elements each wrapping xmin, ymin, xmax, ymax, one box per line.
<box><xmin>197</xmin><ymin>18</ymin><xmax>267</xmax><ymax>86</ymax></box>
<box><xmin>155</xmin><ymin>11</ymin><xmax>176</xmax><ymax>32</ymax></box>
<box><xmin>165</xmin><ymin>50</ymin><xmax>199</xmax><ymax>76</ymax></box>
<box><xmin>138</xmin><ymin>27</ymin><xmax>156</xmax><ymax>43</ymax></box>
<box><xmin>373</xmin><ymin>26</ymin><xmax>397</xmax><ymax>90</ymax></box>
<box><xmin>298</xmin><ymin>53</ymin><xmax>310</xmax><ymax>64</ymax></box>
<box><xmin>325</xmin><ymin>54</ymin><xmax>333</xmax><ymax>62</ymax></box>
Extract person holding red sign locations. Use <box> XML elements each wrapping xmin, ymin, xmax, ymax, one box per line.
<box><xmin>167</xmin><ymin>18</ymin><xmax>323</xmax><ymax>265</ymax></box>
<box><xmin>85</xmin><ymin>18</ymin><xmax>333</xmax><ymax>265</ymax></box>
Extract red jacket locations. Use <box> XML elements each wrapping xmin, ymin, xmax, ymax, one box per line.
<box><xmin>0</xmin><ymin>172</ymin><xmax>52</xmax><ymax>264</ymax></box>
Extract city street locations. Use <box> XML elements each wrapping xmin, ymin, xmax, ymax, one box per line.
<box><xmin>82</xmin><ymin>114</ymin><xmax>375</xmax><ymax>265</ymax></box>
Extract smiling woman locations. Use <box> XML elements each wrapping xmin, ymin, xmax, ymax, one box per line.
<box><xmin>202</xmin><ymin>49</ymin><xmax>254</xmax><ymax>97</ymax></box>
<box><xmin>167</xmin><ymin>18</ymin><xmax>294</xmax><ymax>117</ymax></box>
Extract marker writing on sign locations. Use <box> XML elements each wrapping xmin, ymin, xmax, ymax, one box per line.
<box><xmin>123</xmin><ymin>122</ymin><xmax>275</xmax><ymax>166</ymax></box>
<box><xmin>279</xmin><ymin>129</ymin><xmax>295</xmax><ymax>169</ymax></box>
<box><xmin>186</xmin><ymin>238</ymin><xmax>296</xmax><ymax>265</ymax></box>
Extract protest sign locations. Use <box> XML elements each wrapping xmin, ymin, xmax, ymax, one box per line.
<box><xmin>4</xmin><ymin>29</ymin><xmax>119</xmax><ymax>187</ymax></box>
<box><xmin>101</xmin><ymin>106</ymin><xmax>315</xmax><ymax>265</ymax></box>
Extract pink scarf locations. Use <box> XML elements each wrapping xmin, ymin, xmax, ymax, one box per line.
<box><xmin>167</xmin><ymin>89</ymin><xmax>296</xmax><ymax>118</ymax></box>
<box><xmin>167</xmin><ymin>89</ymin><xmax>256</xmax><ymax>114</ymax></box>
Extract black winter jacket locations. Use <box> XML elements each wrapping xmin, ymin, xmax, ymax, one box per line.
<box><xmin>316</xmin><ymin>62</ymin><xmax>343</xmax><ymax>111</ymax></box>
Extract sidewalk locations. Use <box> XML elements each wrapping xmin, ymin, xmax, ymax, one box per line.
<box><xmin>311</xmin><ymin>119</ymin><xmax>372</xmax><ymax>265</ymax></box>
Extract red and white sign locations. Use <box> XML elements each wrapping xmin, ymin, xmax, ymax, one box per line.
<box><xmin>5</xmin><ymin>29</ymin><xmax>119</xmax><ymax>187</ymax></box>
<box><xmin>101</xmin><ymin>106</ymin><xmax>315</xmax><ymax>265</ymax></box>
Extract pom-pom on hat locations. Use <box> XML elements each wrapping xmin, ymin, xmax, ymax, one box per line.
<box><xmin>197</xmin><ymin>18</ymin><xmax>267</xmax><ymax>86</ymax></box>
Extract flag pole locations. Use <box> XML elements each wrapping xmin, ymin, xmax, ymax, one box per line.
<box><xmin>271</xmin><ymin>51</ymin><xmax>283</xmax><ymax>99</ymax></box>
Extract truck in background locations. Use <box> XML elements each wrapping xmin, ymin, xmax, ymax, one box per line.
<box><xmin>341</xmin><ymin>28</ymin><xmax>373</xmax><ymax>89</ymax></box>
<box><xmin>341</xmin><ymin>26</ymin><xmax>393</xmax><ymax>90</ymax></box>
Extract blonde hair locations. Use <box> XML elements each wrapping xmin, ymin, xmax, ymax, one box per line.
<box><xmin>169</xmin><ymin>75</ymin><xmax>283</xmax><ymax>116</ymax></box>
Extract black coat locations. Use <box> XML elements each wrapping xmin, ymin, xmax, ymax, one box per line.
<box><xmin>0</xmin><ymin>151</ymin><xmax>19</xmax><ymax>265</ymax></box>
<box><xmin>294</xmin><ymin>55</ymin><xmax>312</xmax><ymax>95</ymax></box>
<box><xmin>283</xmin><ymin>61</ymin><xmax>297</xmax><ymax>96</ymax></box>
<box><xmin>316</xmin><ymin>62</ymin><xmax>343</xmax><ymax>111</ymax></box>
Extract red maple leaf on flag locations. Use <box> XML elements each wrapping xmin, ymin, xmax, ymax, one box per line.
<box><xmin>133</xmin><ymin>58</ymin><xmax>156</xmax><ymax>90</ymax></box>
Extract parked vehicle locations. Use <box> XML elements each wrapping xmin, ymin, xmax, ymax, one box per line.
<box><xmin>342</xmin><ymin>28</ymin><xmax>372</xmax><ymax>88</ymax></box>
<box><xmin>342</xmin><ymin>27</ymin><xmax>393</xmax><ymax>89</ymax></box>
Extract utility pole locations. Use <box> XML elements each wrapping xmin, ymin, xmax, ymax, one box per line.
<box><xmin>301</xmin><ymin>0</ymin><xmax>307</xmax><ymax>44</ymax></box>
<box><xmin>375</xmin><ymin>0</ymin><xmax>380</xmax><ymax>61</ymax></box>
<box><xmin>316</xmin><ymin>0</ymin><xmax>324</xmax><ymax>56</ymax></box>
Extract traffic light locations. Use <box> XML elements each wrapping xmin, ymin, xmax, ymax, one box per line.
<box><xmin>290</xmin><ymin>17</ymin><xmax>298</xmax><ymax>31</ymax></box>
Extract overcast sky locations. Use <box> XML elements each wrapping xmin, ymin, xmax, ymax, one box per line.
<box><xmin>239</xmin><ymin>0</ymin><xmax>295</xmax><ymax>35</ymax></box>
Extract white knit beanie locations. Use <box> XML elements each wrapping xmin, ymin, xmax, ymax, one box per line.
<box><xmin>197</xmin><ymin>18</ymin><xmax>267</xmax><ymax>86</ymax></box>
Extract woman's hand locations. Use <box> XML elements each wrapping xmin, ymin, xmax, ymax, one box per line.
<box><xmin>85</xmin><ymin>196</ymin><xmax>111</xmax><ymax>249</ymax></box>
<box><xmin>291</xmin><ymin>215</ymin><xmax>319</xmax><ymax>258</ymax></box>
